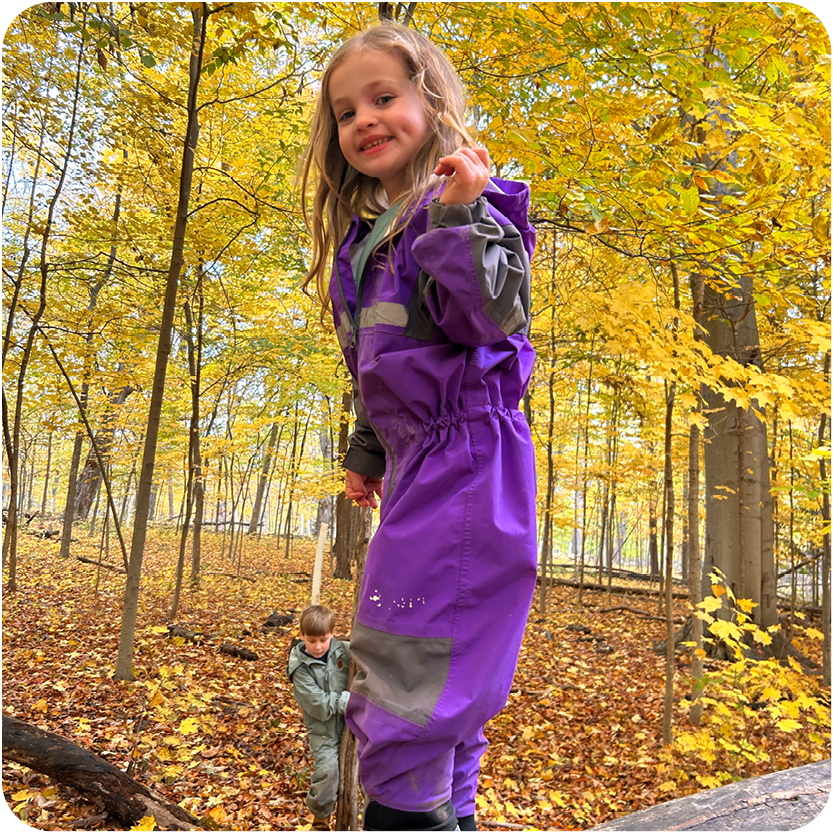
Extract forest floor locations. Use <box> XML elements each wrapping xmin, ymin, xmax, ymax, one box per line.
<box><xmin>2</xmin><ymin>530</ymin><xmax>830</xmax><ymax>831</ymax></box>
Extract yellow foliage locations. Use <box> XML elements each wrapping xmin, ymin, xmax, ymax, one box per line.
<box><xmin>177</xmin><ymin>717</ymin><xmax>199</xmax><ymax>735</ymax></box>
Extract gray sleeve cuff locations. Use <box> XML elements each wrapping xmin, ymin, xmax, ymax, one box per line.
<box><xmin>344</xmin><ymin>445</ymin><xmax>386</xmax><ymax>478</ymax></box>
<box><xmin>428</xmin><ymin>196</ymin><xmax>489</xmax><ymax>229</ymax></box>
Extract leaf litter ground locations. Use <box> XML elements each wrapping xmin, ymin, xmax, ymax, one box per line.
<box><xmin>3</xmin><ymin>532</ymin><xmax>829</xmax><ymax>830</ymax></box>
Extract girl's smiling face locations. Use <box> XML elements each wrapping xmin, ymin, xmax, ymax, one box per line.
<box><xmin>329</xmin><ymin>48</ymin><xmax>429</xmax><ymax>203</ymax></box>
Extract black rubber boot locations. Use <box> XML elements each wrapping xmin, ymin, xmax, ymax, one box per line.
<box><xmin>457</xmin><ymin>814</ymin><xmax>477</xmax><ymax>831</ymax></box>
<box><xmin>363</xmin><ymin>799</ymin><xmax>458</xmax><ymax>831</ymax></box>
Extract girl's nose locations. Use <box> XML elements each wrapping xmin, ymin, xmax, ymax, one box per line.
<box><xmin>356</xmin><ymin>107</ymin><xmax>378</xmax><ymax>129</ymax></box>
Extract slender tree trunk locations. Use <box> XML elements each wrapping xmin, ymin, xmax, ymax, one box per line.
<box><xmin>596</xmin><ymin>477</ymin><xmax>609</xmax><ymax>585</ymax></box>
<box><xmin>188</xmin><ymin>280</ymin><xmax>205</xmax><ymax>585</ymax></box>
<box><xmin>820</xmin><ymin>353</ymin><xmax>831</xmax><ymax>687</ymax></box>
<box><xmin>662</xmin><ymin>265</ymin><xmax>680</xmax><ymax>745</ymax></box>
<box><xmin>115</xmin><ymin>5</ymin><xmax>208</xmax><ymax>681</ymax></box>
<box><xmin>2</xmin><ymin>56</ymin><xmax>53</xmax><ymax>571</ymax></box>
<box><xmin>89</xmin><ymin>480</ymin><xmax>102</xmax><ymax>537</ymax></box>
<box><xmin>171</xmin><ymin>461</ymin><xmax>194</xmax><ymax>621</ymax></box>
<box><xmin>283</xmin><ymin>407</ymin><xmax>311</xmax><ymax>559</ymax></box>
<box><xmin>249</xmin><ymin>421</ymin><xmax>279</xmax><ymax>534</ymax></box>
<box><xmin>662</xmin><ymin>377</ymin><xmax>676</xmax><ymax>745</ymax></box>
<box><xmin>688</xmin><ymin>272</ymin><xmax>705</xmax><ymax>725</ymax></box>
<box><xmin>5</xmin><ymin>21</ymin><xmax>85</xmax><ymax>590</ymax></box>
<box><xmin>648</xmin><ymin>486</ymin><xmax>659</xmax><ymax>578</ymax></box>
<box><xmin>39</xmin><ymin>337</ymin><xmax>130</xmax><ymax>569</ymax></box>
<box><xmin>171</xmin><ymin>292</ymin><xmax>203</xmax><ymax>615</ymax></box>
<box><xmin>577</xmin><ymin>345</ymin><xmax>594</xmax><ymax>606</ymax></box>
<box><xmin>40</xmin><ymin>431</ymin><xmax>53</xmax><ymax>518</ymax></box>
<box><xmin>24</xmin><ymin>445</ymin><xmax>35</xmax><ymax>514</ymax></box>
<box><xmin>119</xmin><ymin>437</ymin><xmax>141</xmax><ymax>527</ymax></box>
<box><xmin>539</xmin><ymin>315</ymin><xmax>557</xmax><ymax>614</ymax></box>
<box><xmin>282</xmin><ymin>405</ymin><xmax>301</xmax><ymax>558</ymax></box>
<box><xmin>334</xmin><ymin>389</ymin><xmax>355</xmax><ymax>579</ymax></box>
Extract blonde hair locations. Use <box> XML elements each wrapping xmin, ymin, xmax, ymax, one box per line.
<box><xmin>299</xmin><ymin>604</ymin><xmax>336</xmax><ymax>637</ymax></box>
<box><xmin>300</xmin><ymin>22</ymin><xmax>473</xmax><ymax>308</ymax></box>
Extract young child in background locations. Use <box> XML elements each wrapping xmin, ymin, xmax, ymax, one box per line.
<box><xmin>287</xmin><ymin>605</ymin><xmax>350</xmax><ymax>831</ymax></box>
<box><xmin>300</xmin><ymin>21</ymin><xmax>538</xmax><ymax>833</ymax></box>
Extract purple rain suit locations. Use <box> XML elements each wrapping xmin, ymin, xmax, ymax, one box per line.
<box><xmin>330</xmin><ymin>178</ymin><xmax>538</xmax><ymax>816</ymax></box>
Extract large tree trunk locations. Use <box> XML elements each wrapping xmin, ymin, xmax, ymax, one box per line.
<box><xmin>701</xmin><ymin>273</ymin><xmax>776</xmax><ymax>628</ymax></box>
<box><xmin>114</xmin><ymin>5</ymin><xmax>208</xmax><ymax>681</ymax></box>
<box><xmin>2</xmin><ymin>713</ymin><xmax>200</xmax><ymax>830</ymax></box>
<box><xmin>74</xmin><ymin>385</ymin><xmax>135</xmax><ymax>519</ymax></box>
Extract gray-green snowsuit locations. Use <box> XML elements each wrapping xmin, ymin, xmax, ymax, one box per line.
<box><xmin>287</xmin><ymin>638</ymin><xmax>350</xmax><ymax>817</ymax></box>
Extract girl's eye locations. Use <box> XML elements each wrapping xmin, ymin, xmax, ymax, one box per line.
<box><xmin>338</xmin><ymin>109</ymin><xmax>354</xmax><ymax>122</ymax></box>
<box><xmin>377</xmin><ymin>94</ymin><xmax>394</xmax><ymax>105</ymax></box>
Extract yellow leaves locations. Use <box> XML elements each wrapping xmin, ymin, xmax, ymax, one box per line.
<box><xmin>776</xmin><ymin>718</ymin><xmax>803</xmax><ymax>733</ymax></box>
<box><xmin>750</xmin><ymin>628</ymin><xmax>772</xmax><ymax>647</ymax></box>
<box><xmin>648</xmin><ymin>116</ymin><xmax>678</xmax><ymax>144</ymax></box>
<box><xmin>697</xmin><ymin>773</ymin><xmax>726</xmax><ymax>789</ymax></box>
<box><xmin>177</xmin><ymin>717</ymin><xmax>200</xmax><ymax>735</ymax></box>
<box><xmin>680</xmin><ymin>186</ymin><xmax>700</xmax><ymax>217</ymax></box>
<box><xmin>156</xmin><ymin>746</ymin><xmax>174</xmax><ymax>762</ymax></box>
<box><xmin>131</xmin><ymin>816</ymin><xmax>157</xmax><ymax>831</ymax></box>
<box><xmin>149</xmin><ymin>689</ymin><xmax>167</xmax><ymax>709</ymax></box>
<box><xmin>811</xmin><ymin>213</ymin><xmax>830</xmax><ymax>244</ymax></box>
<box><xmin>736</xmin><ymin>598</ymin><xmax>757</xmax><ymax>614</ymax></box>
<box><xmin>585</xmin><ymin>216</ymin><xmax>610</xmax><ymax>236</ymax></box>
<box><xmin>548</xmin><ymin>790</ymin><xmax>568</xmax><ymax>808</ymax></box>
<box><xmin>699</xmin><ymin>594</ymin><xmax>724</xmax><ymax>614</ymax></box>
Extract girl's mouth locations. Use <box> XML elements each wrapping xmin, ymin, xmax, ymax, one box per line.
<box><xmin>361</xmin><ymin>137</ymin><xmax>392</xmax><ymax>153</ymax></box>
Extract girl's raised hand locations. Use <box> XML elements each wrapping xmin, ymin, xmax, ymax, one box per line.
<box><xmin>435</xmin><ymin>147</ymin><xmax>490</xmax><ymax>206</ymax></box>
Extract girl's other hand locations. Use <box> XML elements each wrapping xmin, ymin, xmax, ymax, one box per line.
<box><xmin>345</xmin><ymin>469</ymin><xmax>384</xmax><ymax>509</ymax></box>
<box><xmin>435</xmin><ymin>147</ymin><xmax>490</xmax><ymax>206</ymax></box>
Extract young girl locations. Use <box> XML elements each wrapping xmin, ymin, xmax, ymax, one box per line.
<box><xmin>301</xmin><ymin>22</ymin><xmax>538</xmax><ymax>833</ymax></box>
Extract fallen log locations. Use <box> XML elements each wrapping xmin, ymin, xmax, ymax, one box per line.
<box><xmin>203</xmin><ymin>571</ymin><xmax>256</xmax><ymax>583</ymax></box>
<box><xmin>76</xmin><ymin>555</ymin><xmax>124</xmax><ymax>573</ymax></box>
<box><xmin>592</xmin><ymin>759</ymin><xmax>830</xmax><ymax>831</ymax></box>
<box><xmin>2</xmin><ymin>713</ymin><xmax>200</xmax><ymax>830</ymax></box>
<box><xmin>167</xmin><ymin>624</ymin><xmax>204</xmax><ymax>643</ymax></box>
<box><xmin>541</xmin><ymin>575</ymin><xmax>690</xmax><ymax>599</ymax></box>
<box><xmin>219</xmin><ymin>643</ymin><xmax>258</xmax><ymax>661</ymax></box>
<box><xmin>598</xmin><ymin>606</ymin><xmax>678</xmax><ymax>623</ymax></box>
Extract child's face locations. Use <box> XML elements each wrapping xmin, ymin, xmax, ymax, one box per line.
<box><xmin>329</xmin><ymin>48</ymin><xmax>429</xmax><ymax>203</ymax></box>
<box><xmin>302</xmin><ymin>631</ymin><xmax>333</xmax><ymax>658</ymax></box>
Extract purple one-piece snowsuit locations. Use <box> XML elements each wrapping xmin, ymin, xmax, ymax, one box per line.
<box><xmin>330</xmin><ymin>178</ymin><xmax>538</xmax><ymax>816</ymax></box>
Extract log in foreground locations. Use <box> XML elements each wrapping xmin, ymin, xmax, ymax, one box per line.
<box><xmin>2</xmin><ymin>713</ymin><xmax>200</xmax><ymax>830</ymax></box>
<box><xmin>592</xmin><ymin>759</ymin><xmax>830</xmax><ymax>831</ymax></box>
